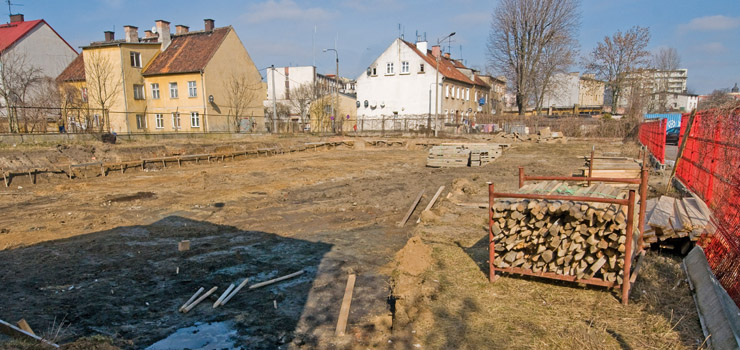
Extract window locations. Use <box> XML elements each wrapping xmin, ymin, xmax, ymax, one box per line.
<box><xmin>372</xmin><ymin>67</ymin><xmax>377</xmax><ymax>76</ymax></box>
<box><xmin>155</xmin><ymin>114</ymin><xmax>164</xmax><ymax>129</ymax></box>
<box><xmin>401</xmin><ymin>61</ymin><xmax>409</xmax><ymax>73</ymax></box>
<box><xmin>456</xmin><ymin>87</ymin><xmax>460</xmax><ymax>99</ymax></box>
<box><xmin>466</xmin><ymin>88</ymin><xmax>470</xmax><ymax>101</ymax></box>
<box><xmin>135</xmin><ymin>114</ymin><xmax>146</xmax><ymax>129</ymax></box>
<box><xmin>386</xmin><ymin>62</ymin><xmax>394</xmax><ymax>74</ymax></box>
<box><xmin>445</xmin><ymin>85</ymin><xmax>449</xmax><ymax>98</ymax></box>
<box><xmin>133</xmin><ymin>84</ymin><xmax>145</xmax><ymax>100</ymax></box>
<box><xmin>151</xmin><ymin>83</ymin><xmax>160</xmax><ymax>99</ymax></box>
<box><xmin>419</xmin><ymin>63</ymin><xmax>425</xmax><ymax>73</ymax></box>
<box><xmin>188</xmin><ymin>81</ymin><xmax>197</xmax><ymax>97</ymax></box>
<box><xmin>190</xmin><ymin>112</ymin><xmax>200</xmax><ymax>128</ymax></box>
<box><xmin>130</xmin><ymin>52</ymin><xmax>141</xmax><ymax>68</ymax></box>
<box><xmin>169</xmin><ymin>82</ymin><xmax>178</xmax><ymax>98</ymax></box>
<box><xmin>81</xmin><ymin>87</ymin><xmax>88</xmax><ymax>102</ymax></box>
<box><xmin>172</xmin><ymin>112</ymin><xmax>180</xmax><ymax>129</ymax></box>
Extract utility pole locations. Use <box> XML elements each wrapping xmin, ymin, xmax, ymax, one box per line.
<box><xmin>271</xmin><ymin>64</ymin><xmax>277</xmax><ymax>133</ymax></box>
<box><xmin>434</xmin><ymin>32</ymin><xmax>455</xmax><ymax>137</ymax></box>
<box><xmin>323</xmin><ymin>48</ymin><xmax>338</xmax><ymax>133</ymax></box>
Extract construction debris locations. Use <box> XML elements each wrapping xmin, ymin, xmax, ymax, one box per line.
<box><xmin>178</xmin><ymin>240</ymin><xmax>191</xmax><ymax>251</ymax></box>
<box><xmin>643</xmin><ymin>196</ymin><xmax>714</xmax><ymax>243</ymax></box>
<box><xmin>491</xmin><ymin>181</ymin><xmax>640</xmax><ymax>284</ymax></box>
<box><xmin>426</xmin><ymin>143</ymin><xmax>507</xmax><ymax>168</ymax></box>
<box><xmin>335</xmin><ymin>274</ymin><xmax>357</xmax><ymax>337</ymax></box>
<box><xmin>0</xmin><ymin>319</ymin><xmax>59</xmax><ymax>348</ymax></box>
<box><xmin>182</xmin><ymin>286</ymin><xmax>218</xmax><ymax>313</ymax></box>
<box><xmin>248</xmin><ymin>270</ymin><xmax>305</xmax><ymax>290</ymax></box>
<box><xmin>580</xmin><ymin>156</ymin><xmax>642</xmax><ymax>179</ymax></box>
<box><xmin>398</xmin><ymin>190</ymin><xmax>425</xmax><ymax>227</ymax></box>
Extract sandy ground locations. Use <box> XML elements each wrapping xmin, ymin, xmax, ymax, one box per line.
<box><xmin>0</xmin><ymin>137</ymin><xmax>703</xmax><ymax>349</ymax></box>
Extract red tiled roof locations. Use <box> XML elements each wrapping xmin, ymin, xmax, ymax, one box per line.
<box><xmin>57</xmin><ymin>53</ymin><xmax>85</xmax><ymax>82</ymax></box>
<box><xmin>400</xmin><ymin>40</ymin><xmax>489</xmax><ymax>89</ymax></box>
<box><xmin>142</xmin><ymin>27</ymin><xmax>230</xmax><ymax>76</ymax></box>
<box><xmin>0</xmin><ymin>19</ymin><xmax>76</xmax><ymax>54</ymax></box>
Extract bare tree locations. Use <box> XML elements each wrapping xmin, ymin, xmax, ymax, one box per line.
<box><xmin>84</xmin><ymin>50</ymin><xmax>121</xmax><ymax>132</ymax></box>
<box><xmin>287</xmin><ymin>82</ymin><xmax>318</xmax><ymax>131</ymax></box>
<box><xmin>487</xmin><ymin>0</ymin><xmax>581</xmax><ymax>115</ymax></box>
<box><xmin>585</xmin><ymin>26</ymin><xmax>651</xmax><ymax>112</ymax></box>
<box><xmin>223</xmin><ymin>74</ymin><xmax>262</xmax><ymax>132</ymax></box>
<box><xmin>0</xmin><ymin>50</ymin><xmax>42</xmax><ymax>133</ymax></box>
<box><xmin>531</xmin><ymin>36</ymin><xmax>578</xmax><ymax>113</ymax></box>
<box><xmin>651</xmin><ymin>47</ymin><xmax>681</xmax><ymax>71</ymax></box>
<box><xmin>698</xmin><ymin>89</ymin><xmax>738</xmax><ymax>111</ymax></box>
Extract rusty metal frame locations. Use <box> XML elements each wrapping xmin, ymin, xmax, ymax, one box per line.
<box><xmin>490</xmin><ymin>173</ymin><xmax>643</xmax><ymax>305</ymax></box>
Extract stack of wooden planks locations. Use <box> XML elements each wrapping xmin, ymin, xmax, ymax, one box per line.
<box><xmin>426</xmin><ymin>145</ymin><xmax>470</xmax><ymax>167</ymax></box>
<box><xmin>578</xmin><ymin>156</ymin><xmax>642</xmax><ymax>179</ymax></box>
<box><xmin>491</xmin><ymin>181</ymin><xmax>640</xmax><ymax>284</ymax></box>
<box><xmin>643</xmin><ymin>196</ymin><xmax>713</xmax><ymax>243</ymax></box>
<box><xmin>426</xmin><ymin>143</ymin><xmax>508</xmax><ymax>168</ymax></box>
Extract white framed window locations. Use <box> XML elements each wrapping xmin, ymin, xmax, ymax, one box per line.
<box><xmin>133</xmin><ymin>84</ymin><xmax>145</xmax><ymax>100</ymax></box>
<box><xmin>169</xmin><ymin>82</ymin><xmax>178</xmax><ymax>98</ymax></box>
<box><xmin>445</xmin><ymin>85</ymin><xmax>449</xmax><ymax>98</ymax></box>
<box><xmin>155</xmin><ymin>113</ymin><xmax>164</xmax><ymax>129</ymax></box>
<box><xmin>466</xmin><ymin>88</ymin><xmax>470</xmax><ymax>101</ymax></box>
<box><xmin>188</xmin><ymin>81</ymin><xmax>197</xmax><ymax>97</ymax></box>
<box><xmin>401</xmin><ymin>61</ymin><xmax>409</xmax><ymax>73</ymax></box>
<box><xmin>135</xmin><ymin>114</ymin><xmax>146</xmax><ymax>129</ymax></box>
<box><xmin>419</xmin><ymin>63</ymin><xmax>425</xmax><ymax>73</ymax></box>
<box><xmin>130</xmin><ymin>52</ymin><xmax>142</xmax><ymax>68</ymax></box>
<box><xmin>456</xmin><ymin>87</ymin><xmax>460</xmax><ymax>99</ymax></box>
<box><xmin>151</xmin><ymin>83</ymin><xmax>160</xmax><ymax>99</ymax></box>
<box><xmin>386</xmin><ymin>62</ymin><xmax>394</xmax><ymax>74</ymax></box>
<box><xmin>190</xmin><ymin>112</ymin><xmax>200</xmax><ymax>128</ymax></box>
<box><xmin>172</xmin><ymin>112</ymin><xmax>181</xmax><ymax>129</ymax></box>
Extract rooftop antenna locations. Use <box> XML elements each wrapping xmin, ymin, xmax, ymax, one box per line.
<box><xmin>397</xmin><ymin>23</ymin><xmax>401</xmax><ymax>39</ymax></box>
<box><xmin>6</xmin><ymin>0</ymin><xmax>22</xmax><ymax>16</ymax></box>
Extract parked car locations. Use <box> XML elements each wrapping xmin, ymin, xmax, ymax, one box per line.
<box><xmin>666</xmin><ymin>127</ymin><xmax>680</xmax><ymax>145</ymax></box>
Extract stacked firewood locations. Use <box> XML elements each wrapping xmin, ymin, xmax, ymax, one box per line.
<box><xmin>490</xmin><ymin>181</ymin><xmax>640</xmax><ymax>284</ymax></box>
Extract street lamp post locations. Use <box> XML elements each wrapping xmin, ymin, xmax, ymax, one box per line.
<box><xmin>323</xmin><ymin>48</ymin><xmax>339</xmax><ymax>133</ymax></box>
<box><xmin>428</xmin><ymin>82</ymin><xmax>439</xmax><ymax>136</ymax></box>
<box><xmin>434</xmin><ymin>32</ymin><xmax>455</xmax><ymax>137</ymax></box>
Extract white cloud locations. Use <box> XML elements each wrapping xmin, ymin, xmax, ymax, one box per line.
<box><xmin>241</xmin><ymin>0</ymin><xmax>334</xmax><ymax>24</ymax></box>
<box><xmin>698</xmin><ymin>42</ymin><xmax>727</xmax><ymax>54</ymax></box>
<box><xmin>680</xmin><ymin>15</ymin><xmax>740</xmax><ymax>31</ymax></box>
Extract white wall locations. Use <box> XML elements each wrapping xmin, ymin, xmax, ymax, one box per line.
<box><xmin>5</xmin><ymin>22</ymin><xmax>77</xmax><ymax>79</ymax></box>
<box><xmin>355</xmin><ymin>38</ymin><xmax>439</xmax><ymax>119</ymax></box>
<box><xmin>542</xmin><ymin>73</ymin><xmax>579</xmax><ymax>108</ymax></box>
<box><xmin>265</xmin><ymin>66</ymin><xmax>316</xmax><ymax>101</ymax></box>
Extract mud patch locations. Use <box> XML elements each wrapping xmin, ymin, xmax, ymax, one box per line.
<box><xmin>146</xmin><ymin>322</ymin><xmax>238</xmax><ymax>350</ymax></box>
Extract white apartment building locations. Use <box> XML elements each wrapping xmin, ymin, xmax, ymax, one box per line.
<box><xmin>355</xmin><ymin>37</ymin><xmax>490</xmax><ymax>130</ymax></box>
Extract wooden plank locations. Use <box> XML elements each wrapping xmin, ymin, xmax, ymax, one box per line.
<box><xmin>16</xmin><ymin>319</ymin><xmax>34</xmax><ymax>335</ymax></box>
<box><xmin>220</xmin><ymin>278</ymin><xmax>249</xmax><ymax>306</ymax></box>
<box><xmin>398</xmin><ymin>190</ymin><xmax>425</xmax><ymax>227</ymax></box>
<box><xmin>417</xmin><ymin>186</ymin><xmax>445</xmax><ymax>223</ymax></box>
<box><xmin>182</xmin><ymin>286</ymin><xmax>218</xmax><ymax>313</ymax></box>
<box><xmin>179</xmin><ymin>287</ymin><xmax>205</xmax><ymax>312</ymax></box>
<box><xmin>335</xmin><ymin>274</ymin><xmax>357</xmax><ymax>337</ymax></box>
<box><xmin>213</xmin><ymin>284</ymin><xmax>235</xmax><ymax>308</ymax></box>
<box><xmin>249</xmin><ymin>270</ymin><xmax>304</xmax><ymax>290</ymax></box>
<box><xmin>0</xmin><ymin>319</ymin><xmax>59</xmax><ymax>348</ymax></box>
<box><xmin>630</xmin><ymin>250</ymin><xmax>647</xmax><ymax>283</ymax></box>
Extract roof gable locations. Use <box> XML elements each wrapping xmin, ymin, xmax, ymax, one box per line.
<box><xmin>400</xmin><ymin>39</ymin><xmax>489</xmax><ymax>89</ymax></box>
<box><xmin>142</xmin><ymin>27</ymin><xmax>230</xmax><ymax>76</ymax></box>
<box><xmin>0</xmin><ymin>19</ymin><xmax>76</xmax><ymax>54</ymax></box>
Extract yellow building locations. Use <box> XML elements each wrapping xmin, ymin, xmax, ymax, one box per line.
<box><xmin>308</xmin><ymin>92</ymin><xmax>357</xmax><ymax>132</ymax></box>
<box><xmin>57</xmin><ymin>19</ymin><xmax>265</xmax><ymax>134</ymax></box>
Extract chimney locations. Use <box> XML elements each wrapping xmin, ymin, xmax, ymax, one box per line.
<box><xmin>104</xmin><ymin>31</ymin><xmax>115</xmax><ymax>42</ymax></box>
<box><xmin>444</xmin><ymin>52</ymin><xmax>450</xmax><ymax>59</ymax></box>
<box><xmin>204</xmin><ymin>19</ymin><xmax>214</xmax><ymax>31</ymax></box>
<box><xmin>415</xmin><ymin>41</ymin><xmax>428</xmax><ymax>53</ymax></box>
<box><xmin>432</xmin><ymin>45</ymin><xmax>441</xmax><ymax>58</ymax></box>
<box><xmin>9</xmin><ymin>13</ymin><xmax>23</xmax><ymax>23</ymax></box>
<box><xmin>155</xmin><ymin>20</ymin><xmax>171</xmax><ymax>50</ymax></box>
<box><xmin>123</xmin><ymin>25</ymin><xmax>139</xmax><ymax>43</ymax></box>
<box><xmin>175</xmin><ymin>25</ymin><xmax>189</xmax><ymax>35</ymax></box>
<box><xmin>144</xmin><ymin>30</ymin><xmax>154</xmax><ymax>38</ymax></box>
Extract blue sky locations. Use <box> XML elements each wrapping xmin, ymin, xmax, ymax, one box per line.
<box><xmin>13</xmin><ymin>0</ymin><xmax>740</xmax><ymax>94</ymax></box>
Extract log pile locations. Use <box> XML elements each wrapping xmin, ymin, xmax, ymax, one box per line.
<box><xmin>491</xmin><ymin>181</ymin><xmax>640</xmax><ymax>284</ymax></box>
<box><xmin>643</xmin><ymin>196</ymin><xmax>713</xmax><ymax>243</ymax></box>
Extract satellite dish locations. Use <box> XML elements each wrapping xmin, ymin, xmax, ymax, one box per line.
<box><xmin>151</xmin><ymin>26</ymin><xmax>157</xmax><ymax>34</ymax></box>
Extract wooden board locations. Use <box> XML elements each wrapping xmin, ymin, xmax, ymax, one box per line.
<box><xmin>335</xmin><ymin>274</ymin><xmax>357</xmax><ymax>336</ymax></box>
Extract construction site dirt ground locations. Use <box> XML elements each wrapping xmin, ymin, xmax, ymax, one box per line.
<box><xmin>0</xmin><ymin>137</ymin><xmax>704</xmax><ymax>349</ymax></box>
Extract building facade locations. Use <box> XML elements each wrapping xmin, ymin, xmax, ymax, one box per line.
<box><xmin>542</xmin><ymin>72</ymin><xmax>605</xmax><ymax>109</ymax></box>
<box><xmin>57</xmin><ymin>19</ymin><xmax>265</xmax><ymax>134</ymax></box>
<box><xmin>355</xmin><ymin>38</ymin><xmax>491</xmax><ymax>130</ymax></box>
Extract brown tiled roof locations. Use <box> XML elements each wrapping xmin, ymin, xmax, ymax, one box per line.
<box><xmin>142</xmin><ymin>27</ymin><xmax>230</xmax><ymax>76</ymax></box>
<box><xmin>401</xmin><ymin>40</ymin><xmax>489</xmax><ymax>89</ymax></box>
<box><xmin>57</xmin><ymin>53</ymin><xmax>85</xmax><ymax>82</ymax></box>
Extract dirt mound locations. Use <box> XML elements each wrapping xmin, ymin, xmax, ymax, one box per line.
<box><xmin>393</xmin><ymin>236</ymin><xmax>432</xmax><ymax>277</ymax></box>
<box><xmin>419</xmin><ymin>210</ymin><xmax>439</xmax><ymax>224</ymax></box>
<box><xmin>451</xmin><ymin>178</ymin><xmax>477</xmax><ymax>195</ymax></box>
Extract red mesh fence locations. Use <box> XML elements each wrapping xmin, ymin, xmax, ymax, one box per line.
<box><xmin>638</xmin><ymin>119</ymin><xmax>666</xmax><ymax>164</ymax></box>
<box><xmin>677</xmin><ymin>109</ymin><xmax>740</xmax><ymax>305</ymax></box>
